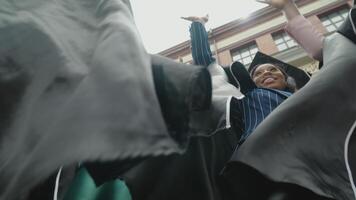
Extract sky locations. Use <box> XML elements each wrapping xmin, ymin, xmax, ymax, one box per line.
<box><xmin>130</xmin><ymin>0</ymin><xmax>267</xmax><ymax>54</ymax></box>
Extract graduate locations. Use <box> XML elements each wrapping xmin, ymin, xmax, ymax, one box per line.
<box><xmin>223</xmin><ymin>1</ymin><xmax>356</xmax><ymax>200</ymax></box>
<box><xmin>181</xmin><ymin>15</ymin><xmax>309</xmax><ymax>146</ymax></box>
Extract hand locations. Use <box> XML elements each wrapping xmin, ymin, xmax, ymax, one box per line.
<box><xmin>256</xmin><ymin>0</ymin><xmax>300</xmax><ymax>20</ymax></box>
<box><xmin>181</xmin><ymin>14</ymin><xmax>209</xmax><ymax>24</ymax></box>
<box><xmin>255</xmin><ymin>0</ymin><xmax>293</xmax><ymax>10</ymax></box>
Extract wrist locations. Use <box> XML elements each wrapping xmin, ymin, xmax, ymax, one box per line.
<box><xmin>191</xmin><ymin>20</ymin><xmax>206</xmax><ymax>26</ymax></box>
<box><xmin>282</xmin><ymin>1</ymin><xmax>301</xmax><ymax>21</ymax></box>
<box><xmin>283</xmin><ymin>1</ymin><xmax>297</xmax><ymax>10</ymax></box>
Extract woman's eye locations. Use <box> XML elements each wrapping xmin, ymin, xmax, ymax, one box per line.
<box><xmin>270</xmin><ymin>68</ymin><xmax>277</xmax><ymax>72</ymax></box>
<box><xmin>254</xmin><ymin>72</ymin><xmax>261</xmax><ymax>77</ymax></box>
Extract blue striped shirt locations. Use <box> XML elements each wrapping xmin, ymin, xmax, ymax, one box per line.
<box><xmin>232</xmin><ymin>88</ymin><xmax>292</xmax><ymax>142</ymax></box>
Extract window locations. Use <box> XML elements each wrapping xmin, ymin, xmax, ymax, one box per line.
<box><xmin>273</xmin><ymin>32</ymin><xmax>297</xmax><ymax>51</ymax></box>
<box><xmin>232</xmin><ymin>43</ymin><xmax>258</xmax><ymax>66</ymax></box>
<box><xmin>320</xmin><ymin>8</ymin><xmax>349</xmax><ymax>32</ymax></box>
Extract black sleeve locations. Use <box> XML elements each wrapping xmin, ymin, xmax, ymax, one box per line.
<box><xmin>229</xmin><ymin>61</ymin><xmax>257</xmax><ymax>94</ymax></box>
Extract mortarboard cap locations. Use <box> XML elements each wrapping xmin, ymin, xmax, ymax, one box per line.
<box><xmin>249</xmin><ymin>52</ymin><xmax>310</xmax><ymax>89</ymax></box>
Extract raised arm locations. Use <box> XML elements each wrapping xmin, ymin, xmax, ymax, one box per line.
<box><xmin>182</xmin><ymin>15</ymin><xmax>215</xmax><ymax>66</ymax></box>
<box><xmin>256</xmin><ymin>0</ymin><xmax>324</xmax><ymax>61</ymax></box>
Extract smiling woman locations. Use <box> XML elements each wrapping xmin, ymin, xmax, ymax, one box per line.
<box><xmin>224</xmin><ymin>4</ymin><xmax>356</xmax><ymax>198</ymax></box>
<box><xmin>251</xmin><ymin>63</ymin><xmax>297</xmax><ymax>92</ymax></box>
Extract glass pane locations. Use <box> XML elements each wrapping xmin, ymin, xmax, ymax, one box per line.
<box><xmin>275</xmin><ymin>38</ymin><xmax>284</xmax><ymax>44</ymax></box>
<box><xmin>274</xmin><ymin>34</ymin><xmax>282</xmax><ymax>40</ymax></box>
<box><xmin>331</xmin><ymin>15</ymin><xmax>343</xmax><ymax>23</ymax></box>
<box><xmin>287</xmin><ymin>40</ymin><xmax>296</xmax><ymax>47</ymax></box>
<box><xmin>320</xmin><ymin>16</ymin><xmax>327</xmax><ymax>20</ymax></box>
<box><xmin>243</xmin><ymin>57</ymin><xmax>252</xmax><ymax>64</ymax></box>
<box><xmin>241</xmin><ymin>49</ymin><xmax>250</xmax><ymax>57</ymax></box>
<box><xmin>283</xmin><ymin>35</ymin><xmax>291</xmax><ymax>41</ymax></box>
<box><xmin>329</xmin><ymin>13</ymin><xmax>339</xmax><ymax>19</ymax></box>
<box><xmin>249</xmin><ymin>44</ymin><xmax>257</xmax><ymax>50</ymax></box>
<box><xmin>326</xmin><ymin>25</ymin><xmax>336</xmax><ymax>32</ymax></box>
<box><xmin>322</xmin><ymin>19</ymin><xmax>332</xmax><ymax>26</ymax></box>
<box><xmin>342</xmin><ymin>12</ymin><xmax>348</xmax><ymax>19</ymax></box>
<box><xmin>234</xmin><ymin>53</ymin><xmax>241</xmax><ymax>60</ymax></box>
<box><xmin>277</xmin><ymin>44</ymin><xmax>287</xmax><ymax>51</ymax></box>
<box><xmin>335</xmin><ymin>21</ymin><xmax>344</xmax><ymax>28</ymax></box>
<box><xmin>251</xmin><ymin>52</ymin><xmax>257</xmax><ymax>60</ymax></box>
<box><xmin>250</xmin><ymin>47</ymin><xmax>258</xmax><ymax>54</ymax></box>
<box><xmin>232</xmin><ymin>55</ymin><xmax>239</xmax><ymax>61</ymax></box>
<box><xmin>340</xmin><ymin>9</ymin><xmax>349</xmax><ymax>18</ymax></box>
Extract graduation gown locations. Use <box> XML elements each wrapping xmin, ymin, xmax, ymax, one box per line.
<box><xmin>0</xmin><ymin>0</ymin><xmax>212</xmax><ymax>199</ymax></box>
<box><xmin>117</xmin><ymin>22</ymin><xmax>246</xmax><ymax>200</ymax></box>
<box><xmin>224</xmin><ymin>32</ymin><xmax>356</xmax><ymax>200</ymax></box>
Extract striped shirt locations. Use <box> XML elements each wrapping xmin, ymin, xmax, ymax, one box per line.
<box><xmin>190</xmin><ymin>22</ymin><xmax>215</xmax><ymax>66</ymax></box>
<box><xmin>232</xmin><ymin>88</ymin><xmax>292</xmax><ymax>143</ymax></box>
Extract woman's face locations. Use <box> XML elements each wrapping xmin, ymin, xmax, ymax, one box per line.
<box><xmin>252</xmin><ymin>63</ymin><xmax>287</xmax><ymax>90</ymax></box>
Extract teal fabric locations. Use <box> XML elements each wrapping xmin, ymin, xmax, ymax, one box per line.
<box><xmin>64</xmin><ymin>168</ymin><xmax>132</xmax><ymax>200</ymax></box>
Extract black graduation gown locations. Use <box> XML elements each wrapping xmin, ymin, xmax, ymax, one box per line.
<box><xmin>0</xmin><ymin>1</ymin><xmax>212</xmax><ymax>199</ymax></box>
<box><xmin>224</xmin><ymin>32</ymin><xmax>356</xmax><ymax>200</ymax></box>
<box><xmin>119</xmin><ymin>58</ymin><xmax>262</xmax><ymax>200</ymax></box>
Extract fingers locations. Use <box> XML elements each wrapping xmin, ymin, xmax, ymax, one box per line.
<box><xmin>181</xmin><ymin>16</ymin><xmax>204</xmax><ymax>23</ymax></box>
<box><xmin>256</xmin><ymin>0</ymin><xmax>271</xmax><ymax>5</ymax></box>
<box><xmin>181</xmin><ymin>16</ymin><xmax>194</xmax><ymax>22</ymax></box>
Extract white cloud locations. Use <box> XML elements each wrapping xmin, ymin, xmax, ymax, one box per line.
<box><xmin>130</xmin><ymin>0</ymin><xmax>266</xmax><ymax>53</ymax></box>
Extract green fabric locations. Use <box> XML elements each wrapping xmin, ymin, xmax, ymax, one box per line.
<box><xmin>64</xmin><ymin>168</ymin><xmax>132</xmax><ymax>200</ymax></box>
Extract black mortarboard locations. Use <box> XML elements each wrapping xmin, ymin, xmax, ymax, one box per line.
<box><xmin>338</xmin><ymin>0</ymin><xmax>356</xmax><ymax>44</ymax></box>
<box><xmin>249</xmin><ymin>52</ymin><xmax>310</xmax><ymax>89</ymax></box>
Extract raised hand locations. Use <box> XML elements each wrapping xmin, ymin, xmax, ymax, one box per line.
<box><xmin>181</xmin><ymin>14</ymin><xmax>209</xmax><ymax>24</ymax></box>
<box><xmin>256</xmin><ymin>0</ymin><xmax>299</xmax><ymax>20</ymax></box>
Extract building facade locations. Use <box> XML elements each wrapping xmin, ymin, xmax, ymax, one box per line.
<box><xmin>159</xmin><ymin>0</ymin><xmax>353</xmax><ymax>74</ymax></box>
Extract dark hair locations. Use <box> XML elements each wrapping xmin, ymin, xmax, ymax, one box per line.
<box><xmin>250</xmin><ymin>63</ymin><xmax>297</xmax><ymax>93</ymax></box>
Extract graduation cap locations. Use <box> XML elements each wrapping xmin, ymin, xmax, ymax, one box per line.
<box><xmin>248</xmin><ymin>52</ymin><xmax>310</xmax><ymax>89</ymax></box>
<box><xmin>338</xmin><ymin>0</ymin><xmax>356</xmax><ymax>44</ymax></box>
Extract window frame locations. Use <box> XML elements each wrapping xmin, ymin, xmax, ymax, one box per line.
<box><xmin>231</xmin><ymin>42</ymin><xmax>259</xmax><ymax>67</ymax></box>
<box><xmin>272</xmin><ymin>31</ymin><xmax>298</xmax><ymax>52</ymax></box>
<box><xmin>319</xmin><ymin>7</ymin><xmax>349</xmax><ymax>33</ymax></box>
